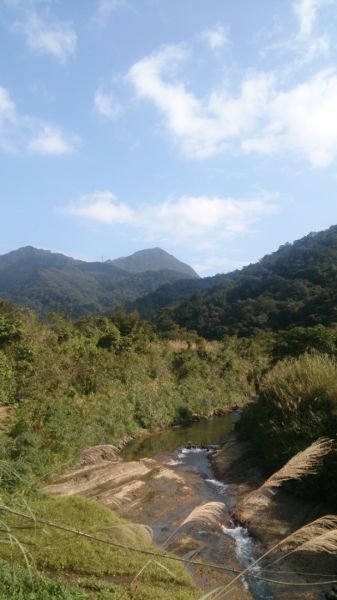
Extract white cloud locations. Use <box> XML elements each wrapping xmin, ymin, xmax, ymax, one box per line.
<box><xmin>202</xmin><ymin>24</ymin><xmax>229</xmax><ymax>50</ymax></box>
<box><xmin>18</xmin><ymin>12</ymin><xmax>77</xmax><ymax>62</ymax></box>
<box><xmin>0</xmin><ymin>86</ymin><xmax>18</xmax><ymax>152</ymax></box>
<box><xmin>140</xmin><ymin>194</ymin><xmax>276</xmax><ymax>241</ymax></box>
<box><xmin>0</xmin><ymin>85</ymin><xmax>79</xmax><ymax>156</ymax></box>
<box><xmin>128</xmin><ymin>43</ymin><xmax>337</xmax><ymax>168</ymax></box>
<box><xmin>0</xmin><ymin>87</ymin><xmax>17</xmax><ymax>125</ymax></box>
<box><xmin>243</xmin><ymin>68</ymin><xmax>337</xmax><ymax>168</ymax></box>
<box><xmin>4</xmin><ymin>1</ymin><xmax>77</xmax><ymax>62</ymax></box>
<box><xmin>97</xmin><ymin>0</ymin><xmax>124</xmax><ymax>24</ymax></box>
<box><xmin>290</xmin><ymin>0</ymin><xmax>335</xmax><ymax>63</ymax></box>
<box><xmin>94</xmin><ymin>89</ymin><xmax>121</xmax><ymax>120</ymax></box>
<box><xmin>293</xmin><ymin>0</ymin><xmax>331</xmax><ymax>38</ymax></box>
<box><xmin>65</xmin><ymin>191</ymin><xmax>134</xmax><ymax>224</ymax></box>
<box><xmin>64</xmin><ymin>191</ymin><xmax>277</xmax><ymax>275</ymax></box>
<box><xmin>64</xmin><ymin>190</ymin><xmax>277</xmax><ymax>247</ymax></box>
<box><xmin>263</xmin><ymin>0</ymin><xmax>333</xmax><ymax>64</ymax></box>
<box><xmin>302</xmin><ymin>34</ymin><xmax>330</xmax><ymax>61</ymax></box>
<box><xmin>128</xmin><ymin>44</ymin><xmax>273</xmax><ymax>159</ymax></box>
<box><xmin>27</xmin><ymin>125</ymin><xmax>78</xmax><ymax>155</ymax></box>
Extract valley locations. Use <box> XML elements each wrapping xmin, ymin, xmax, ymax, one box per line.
<box><xmin>1</xmin><ymin>226</ymin><xmax>337</xmax><ymax>598</ymax></box>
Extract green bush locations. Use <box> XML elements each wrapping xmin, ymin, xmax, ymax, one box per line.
<box><xmin>0</xmin><ymin>558</ymin><xmax>89</xmax><ymax>599</ymax></box>
<box><xmin>238</xmin><ymin>352</ymin><xmax>337</xmax><ymax>504</ymax></box>
<box><xmin>0</xmin><ymin>352</ymin><xmax>15</xmax><ymax>404</ymax></box>
<box><xmin>0</xmin><ymin>302</ymin><xmax>257</xmax><ymax>493</ymax></box>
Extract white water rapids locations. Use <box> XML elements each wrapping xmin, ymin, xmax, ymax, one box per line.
<box><xmin>167</xmin><ymin>446</ymin><xmax>274</xmax><ymax>599</ymax></box>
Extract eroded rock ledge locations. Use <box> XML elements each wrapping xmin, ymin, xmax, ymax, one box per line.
<box><xmin>43</xmin><ymin>443</ymin><xmax>252</xmax><ymax>600</ymax></box>
<box><xmin>211</xmin><ymin>435</ymin><xmax>337</xmax><ymax>600</ymax></box>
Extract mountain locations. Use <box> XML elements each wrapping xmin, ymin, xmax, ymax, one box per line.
<box><xmin>133</xmin><ymin>226</ymin><xmax>337</xmax><ymax>339</ymax></box>
<box><xmin>108</xmin><ymin>247</ymin><xmax>199</xmax><ymax>278</ymax></box>
<box><xmin>127</xmin><ymin>274</ymin><xmax>226</xmax><ymax>320</ymax></box>
<box><xmin>0</xmin><ymin>246</ymin><xmax>198</xmax><ymax>316</ymax></box>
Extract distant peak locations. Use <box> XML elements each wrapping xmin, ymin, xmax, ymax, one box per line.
<box><xmin>10</xmin><ymin>246</ymin><xmax>59</xmax><ymax>256</ymax></box>
<box><xmin>108</xmin><ymin>248</ymin><xmax>199</xmax><ymax>278</ymax></box>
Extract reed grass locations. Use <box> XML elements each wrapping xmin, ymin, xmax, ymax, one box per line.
<box><xmin>163</xmin><ymin>502</ymin><xmax>225</xmax><ymax>548</ymax></box>
<box><xmin>237</xmin><ymin>437</ymin><xmax>333</xmax><ymax>518</ymax></box>
<box><xmin>260</xmin><ymin>437</ymin><xmax>333</xmax><ymax>491</ymax></box>
<box><xmin>180</xmin><ymin>502</ymin><xmax>225</xmax><ymax>529</ymax></box>
<box><xmin>202</xmin><ymin>513</ymin><xmax>337</xmax><ymax>599</ymax></box>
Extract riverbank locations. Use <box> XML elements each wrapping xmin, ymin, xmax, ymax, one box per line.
<box><xmin>41</xmin><ymin>415</ymin><xmax>337</xmax><ymax>599</ymax></box>
<box><xmin>43</xmin><ymin>436</ymin><xmax>252</xmax><ymax>599</ymax></box>
<box><xmin>211</xmin><ymin>435</ymin><xmax>337</xmax><ymax>600</ymax></box>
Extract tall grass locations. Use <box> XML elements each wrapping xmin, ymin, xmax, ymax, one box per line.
<box><xmin>0</xmin><ymin>496</ymin><xmax>199</xmax><ymax>600</ymax></box>
<box><xmin>0</xmin><ymin>304</ymin><xmax>255</xmax><ymax>493</ymax></box>
<box><xmin>238</xmin><ymin>352</ymin><xmax>337</xmax><ymax>505</ymax></box>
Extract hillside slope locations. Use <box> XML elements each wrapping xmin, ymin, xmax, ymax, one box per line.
<box><xmin>109</xmin><ymin>247</ymin><xmax>199</xmax><ymax>278</ymax></box>
<box><xmin>0</xmin><ymin>246</ymin><xmax>197</xmax><ymax>316</ymax></box>
<box><xmin>137</xmin><ymin>226</ymin><xmax>337</xmax><ymax>338</ymax></box>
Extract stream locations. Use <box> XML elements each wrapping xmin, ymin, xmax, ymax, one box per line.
<box><xmin>122</xmin><ymin>413</ymin><xmax>274</xmax><ymax>599</ymax></box>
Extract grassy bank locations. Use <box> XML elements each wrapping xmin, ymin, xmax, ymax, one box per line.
<box><xmin>0</xmin><ymin>495</ymin><xmax>198</xmax><ymax>599</ymax></box>
<box><xmin>238</xmin><ymin>352</ymin><xmax>337</xmax><ymax>507</ymax></box>
<box><xmin>0</xmin><ymin>301</ymin><xmax>262</xmax><ymax>598</ymax></box>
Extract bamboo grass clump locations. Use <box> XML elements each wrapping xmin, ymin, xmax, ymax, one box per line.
<box><xmin>294</xmin><ymin>529</ymin><xmax>337</xmax><ymax>554</ymax></box>
<box><xmin>133</xmin><ymin>502</ymin><xmax>226</xmax><ymax>584</ymax></box>
<box><xmin>260</xmin><ymin>437</ymin><xmax>333</xmax><ymax>491</ymax></box>
<box><xmin>215</xmin><ymin>438</ymin><xmax>337</xmax><ymax>599</ymax></box>
<box><xmin>205</xmin><ymin>515</ymin><xmax>337</xmax><ymax>599</ymax></box>
<box><xmin>237</xmin><ymin>438</ymin><xmax>333</xmax><ymax>518</ymax></box>
<box><xmin>163</xmin><ymin>501</ymin><xmax>226</xmax><ymax>548</ymax></box>
<box><xmin>278</xmin><ymin>515</ymin><xmax>337</xmax><ymax>556</ymax></box>
<box><xmin>180</xmin><ymin>502</ymin><xmax>225</xmax><ymax>529</ymax></box>
<box><xmin>282</xmin><ymin>515</ymin><xmax>337</xmax><ymax>549</ymax></box>
<box><xmin>105</xmin><ymin>522</ymin><xmax>153</xmax><ymax>545</ymax></box>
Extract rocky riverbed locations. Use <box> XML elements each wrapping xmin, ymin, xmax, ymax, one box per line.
<box><xmin>44</xmin><ymin>418</ymin><xmax>337</xmax><ymax>600</ymax></box>
<box><xmin>44</xmin><ymin>443</ymin><xmax>251</xmax><ymax>599</ymax></box>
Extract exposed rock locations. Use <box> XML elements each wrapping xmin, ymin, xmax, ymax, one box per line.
<box><xmin>43</xmin><ymin>458</ymin><xmax>156</xmax><ymax>501</ymax></box>
<box><xmin>211</xmin><ymin>434</ymin><xmax>337</xmax><ymax>599</ymax></box>
<box><xmin>81</xmin><ymin>444</ymin><xmax>120</xmax><ymax>465</ymax></box>
<box><xmin>209</xmin><ymin>433</ymin><xmax>263</xmax><ymax>496</ymax></box>
<box><xmin>43</xmin><ymin>446</ymin><xmax>252</xmax><ymax>599</ymax></box>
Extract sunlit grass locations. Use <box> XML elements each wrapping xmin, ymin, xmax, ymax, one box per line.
<box><xmin>0</xmin><ymin>495</ymin><xmax>198</xmax><ymax>599</ymax></box>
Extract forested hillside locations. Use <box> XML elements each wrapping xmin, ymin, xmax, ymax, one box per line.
<box><xmin>144</xmin><ymin>226</ymin><xmax>337</xmax><ymax>339</ymax></box>
<box><xmin>2</xmin><ymin>290</ymin><xmax>337</xmax><ymax>594</ymax></box>
<box><xmin>109</xmin><ymin>247</ymin><xmax>199</xmax><ymax>277</ymax></box>
<box><xmin>0</xmin><ymin>246</ymin><xmax>197</xmax><ymax>316</ymax></box>
<box><xmin>127</xmin><ymin>274</ymin><xmax>226</xmax><ymax>319</ymax></box>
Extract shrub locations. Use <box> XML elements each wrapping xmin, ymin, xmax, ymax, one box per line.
<box><xmin>238</xmin><ymin>352</ymin><xmax>337</xmax><ymax>504</ymax></box>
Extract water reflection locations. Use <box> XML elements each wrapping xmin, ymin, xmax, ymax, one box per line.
<box><xmin>122</xmin><ymin>412</ymin><xmax>239</xmax><ymax>460</ymax></box>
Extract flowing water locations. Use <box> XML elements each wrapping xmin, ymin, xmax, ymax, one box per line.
<box><xmin>122</xmin><ymin>413</ymin><xmax>274</xmax><ymax>599</ymax></box>
<box><xmin>122</xmin><ymin>413</ymin><xmax>239</xmax><ymax>461</ymax></box>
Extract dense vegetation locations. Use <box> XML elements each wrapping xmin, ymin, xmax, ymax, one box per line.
<box><xmin>133</xmin><ymin>225</ymin><xmax>337</xmax><ymax>339</ymax></box>
<box><xmin>0</xmin><ymin>246</ymin><xmax>197</xmax><ymax>316</ymax></box>
<box><xmin>0</xmin><ymin>496</ymin><xmax>197</xmax><ymax>600</ymax></box>
<box><xmin>0</xmin><ymin>301</ymin><xmax>261</xmax><ymax>493</ymax></box>
<box><xmin>3</xmin><ymin>224</ymin><xmax>337</xmax><ymax>597</ymax></box>
<box><xmin>238</xmin><ymin>352</ymin><xmax>337</xmax><ymax>506</ymax></box>
<box><xmin>128</xmin><ymin>274</ymin><xmax>225</xmax><ymax>320</ymax></box>
<box><xmin>0</xmin><ymin>299</ymin><xmax>257</xmax><ymax>597</ymax></box>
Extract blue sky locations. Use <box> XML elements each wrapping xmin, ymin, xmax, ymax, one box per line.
<box><xmin>1</xmin><ymin>0</ymin><xmax>337</xmax><ymax>275</ymax></box>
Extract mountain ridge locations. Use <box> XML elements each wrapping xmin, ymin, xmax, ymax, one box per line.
<box><xmin>130</xmin><ymin>225</ymin><xmax>337</xmax><ymax>338</ymax></box>
<box><xmin>0</xmin><ymin>246</ymin><xmax>198</xmax><ymax>316</ymax></box>
<box><xmin>108</xmin><ymin>247</ymin><xmax>199</xmax><ymax>278</ymax></box>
